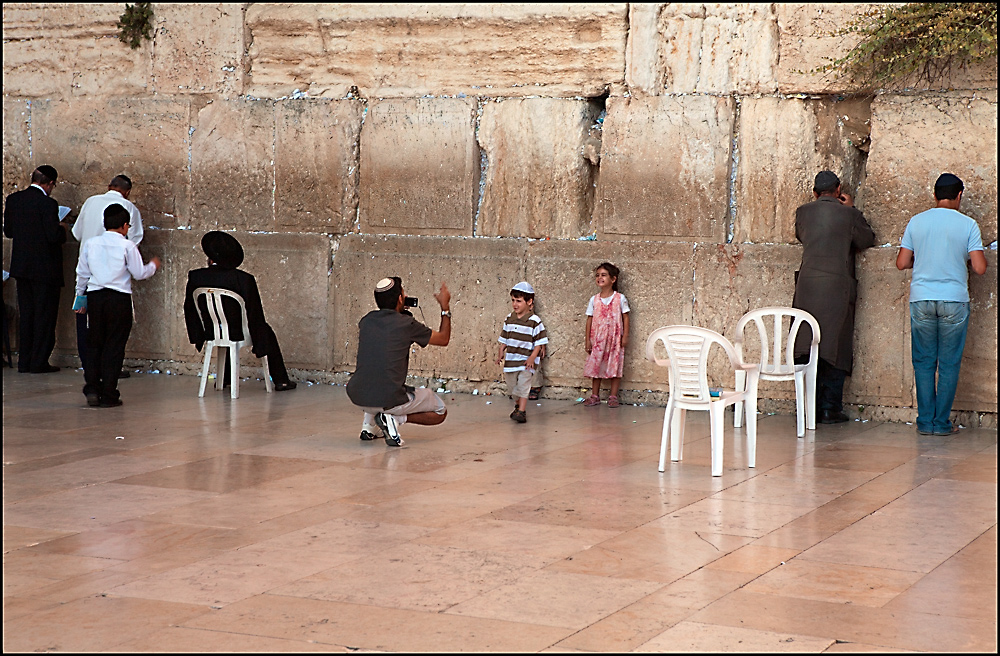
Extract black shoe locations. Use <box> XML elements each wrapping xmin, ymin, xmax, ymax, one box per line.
<box><xmin>274</xmin><ymin>380</ymin><xmax>297</xmax><ymax>391</ymax></box>
<box><xmin>360</xmin><ymin>429</ymin><xmax>379</xmax><ymax>441</ymax></box>
<box><xmin>375</xmin><ymin>412</ymin><xmax>403</xmax><ymax>447</ymax></box>
<box><xmin>818</xmin><ymin>409</ymin><xmax>849</xmax><ymax>424</ymax></box>
<box><xmin>118</xmin><ymin>369</ymin><xmax>131</xmax><ymax>379</ymax></box>
<box><xmin>510</xmin><ymin>409</ymin><xmax>527</xmax><ymax>423</ymax></box>
<box><xmin>30</xmin><ymin>364</ymin><xmax>60</xmax><ymax>373</ymax></box>
<box><xmin>86</xmin><ymin>392</ymin><xmax>101</xmax><ymax>407</ymax></box>
<box><xmin>99</xmin><ymin>398</ymin><xmax>123</xmax><ymax>408</ymax></box>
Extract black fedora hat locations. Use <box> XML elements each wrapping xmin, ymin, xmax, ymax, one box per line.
<box><xmin>201</xmin><ymin>231</ymin><xmax>244</xmax><ymax>269</ymax></box>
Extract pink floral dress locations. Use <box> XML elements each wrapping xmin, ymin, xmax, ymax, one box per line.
<box><xmin>585</xmin><ymin>292</ymin><xmax>625</xmax><ymax>379</ymax></box>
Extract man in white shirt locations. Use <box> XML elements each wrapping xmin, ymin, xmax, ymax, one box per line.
<box><xmin>74</xmin><ymin>204</ymin><xmax>160</xmax><ymax>407</ymax></box>
<box><xmin>72</xmin><ymin>175</ymin><xmax>143</xmax><ymax>377</ymax></box>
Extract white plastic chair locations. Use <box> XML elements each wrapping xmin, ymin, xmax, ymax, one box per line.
<box><xmin>646</xmin><ymin>326</ymin><xmax>760</xmax><ymax>477</ymax></box>
<box><xmin>193</xmin><ymin>287</ymin><xmax>273</xmax><ymax>399</ymax></box>
<box><xmin>732</xmin><ymin>307</ymin><xmax>820</xmax><ymax>438</ymax></box>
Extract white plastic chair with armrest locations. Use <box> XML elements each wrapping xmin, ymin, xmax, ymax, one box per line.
<box><xmin>192</xmin><ymin>287</ymin><xmax>273</xmax><ymax>399</ymax></box>
<box><xmin>646</xmin><ymin>326</ymin><xmax>760</xmax><ymax>477</ymax></box>
<box><xmin>732</xmin><ymin>307</ymin><xmax>820</xmax><ymax>437</ymax></box>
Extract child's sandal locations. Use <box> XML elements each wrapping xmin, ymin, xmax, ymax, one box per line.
<box><xmin>607</xmin><ymin>395</ymin><xmax>620</xmax><ymax>408</ymax></box>
<box><xmin>583</xmin><ymin>394</ymin><xmax>601</xmax><ymax>407</ymax></box>
<box><xmin>528</xmin><ymin>387</ymin><xmax>541</xmax><ymax>401</ymax></box>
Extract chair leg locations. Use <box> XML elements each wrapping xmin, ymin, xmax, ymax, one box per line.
<box><xmin>230</xmin><ymin>347</ymin><xmax>241</xmax><ymax>399</ymax></box>
<box><xmin>806</xmin><ymin>362</ymin><xmax>817</xmax><ymax>430</ymax></box>
<box><xmin>746</xmin><ymin>382</ymin><xmax>758</xmax><ymax>469</ymax></box>
<box><xmin>709</xmin><ymin>402</ymin><xmax>724</xmax><ymax>477</ymax></box>
<box><xmin>261</xmin><ymin>355</ymin><xmax>274</xmax><ymax>393</ymax></box>
<box><xmin>658</xmin><ymin>402</ymin><xmax>673</xmax><ymax>472</ymax></box>
<box><xmin>671</xmin><ymin>408</ymin><xmax>686</xmax><ymax>463</ymax></box>
<box><xmin>733</xmin><ymin>369</ymin><xmax>746</xmax><ymax>428</ymax></box>
<box><xmin>794</xmin><ymin>371</ymin><xmax>806</xmax><ymax>438</ymax></box>
<box><xmin>199</xmin><ymin>345</ymin><xmax>213</xmax><ymax>397</ymax></box>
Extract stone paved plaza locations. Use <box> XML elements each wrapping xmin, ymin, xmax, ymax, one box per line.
<box><xmin>3</xmin><ymin>368</ymin><xmax>996</xmax><ymax>652</ymax></box>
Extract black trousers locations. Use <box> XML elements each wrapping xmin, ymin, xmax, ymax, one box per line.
<box><xmin>15</xmin><ymin>277</ymin><xmax>61</xmax><ymax>372</ymax></box>
<box><xmin>796</xmin><ymin>355</ymin><xmax>848</xmax><ymax>413</ymax></box>
<box><xmin>221</xmin><ymin>324</ymin><xmax>290</xmax><ymax>386</ymax></box>
<box><xmin>83</xmin><ymin>289</ymin><xmax>132</xmax><ymax>402</ymax></box>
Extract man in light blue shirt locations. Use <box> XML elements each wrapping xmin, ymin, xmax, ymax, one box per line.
<box><xmin>896</xmin><ymin>173</ymin><xmax>987</xmax><ymax>436</ymax></box>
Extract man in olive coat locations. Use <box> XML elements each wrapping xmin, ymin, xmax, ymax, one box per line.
<box><xmin>792</xmin><ymin>170</ymin><xmax>876</xmax><ymax>424</ymax></box>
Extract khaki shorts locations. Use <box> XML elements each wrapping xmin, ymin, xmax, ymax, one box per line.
<box><xmin>505</xmin><ymin>369</ymin><xmax>536</xmax><ymax>400</ymax></box>
<box><xmin>360</xmin><ymin>387</ymin><xmax>446</xmax><ymax>418</ymax></box>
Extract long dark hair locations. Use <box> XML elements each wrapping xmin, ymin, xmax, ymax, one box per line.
<box><xmin>595</xmin><ymin>262</ymin><xmax>620</xmax><ymax>292</ymax></box>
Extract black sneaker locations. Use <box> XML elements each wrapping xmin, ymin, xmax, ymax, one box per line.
<box><xmin>360</xmin><ymin>429</ymin><xmax>379</xmax><ymax>441</ymax></box>
<box><xmin>375</xmin><ymin>413</ymin><xmax>404</xmax><ymax>447</ymax></box>
<box><xmin>99</xmin><ymin>398</ymin><xmax>123</xmax><ymax>408</ymax></box>
<box><xmin>86</xmin><ymin>392</ymin><xmax>100</xmax><ymax>407</ymax></box>
<box><xmin>510</xmin><ymin>409</ymin><xmax>527</xmax><ymax>423</ymax></box>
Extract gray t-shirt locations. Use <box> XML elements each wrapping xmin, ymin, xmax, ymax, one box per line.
<box><xmin>347</xmin><ymin>309</ymin><xmax>432</xmax><ymax>409</ymax></box>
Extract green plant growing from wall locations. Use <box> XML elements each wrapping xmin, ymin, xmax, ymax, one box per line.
<box><xmin>812</xmin><ymin>2</ymin><xmax>997</xmax><ymax>91</ymax></box>
<box><xmin>117</xmin><ymin>2</ymin><xmax>154</xmax><ymax>50</ymax></box>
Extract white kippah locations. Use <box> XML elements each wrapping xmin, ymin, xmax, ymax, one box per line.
<box><xmin>375</xmin><ymin>277</ymin><xmax>396</xmax><ymax>292</ymax></box>
<box><xmin>511</xmin><ymin>281</ymin><xmax>535</xmax><ymax>294</ymax></box>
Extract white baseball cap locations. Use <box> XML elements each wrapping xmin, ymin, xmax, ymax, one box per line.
<box><xmin>511</xmin><ymin>281</ymin><xmax>535</xmax><ymax>294</ymax></box>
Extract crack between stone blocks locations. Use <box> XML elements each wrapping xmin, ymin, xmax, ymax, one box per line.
<box><xmin>728</xmin><ymin>95</ymin><xmax>741</xmax><ymax>244</ymax></box>
<box><xmin>473</xmin><ymin>98</ymin><xmax>487</xmax><ymax>238</ymax></box>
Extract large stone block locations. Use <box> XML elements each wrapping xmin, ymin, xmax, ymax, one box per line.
<box><xmin>331</xmin><ymin>234</ymin><xmax>529</xmax><ymax>381</ymax></box>
<box><xmin>245</xmin><ymin>4</ymin><xmax>627</xmax><ymax>98</ymax></box>
<box><xmin>359</xmin><ymin>99</ymin><xmax>479</xmax><ymax>236</ymax></box>
<box><xmin>1</xmin><ymin>3</ymin><xmax>151</xmax><ymax>98</ymax></box>
<box><xmin>125</xmin><ymin>231</ymin><xmax>171</xmax><ymax>360</ymax></box>
<box><xmin>734</xmin><ymin>95</ymin><xmax>871</xmax><ymax>244</ymax></box>
<box><xmin>190</xmin><ymin>99</ymin><xmax>274</xmax><ymax>231</ymax></box>
<box><xmin>652</xmin><ymin>3</ymin><xmax>778</xmax><ymax>95</ymax></box>
<box><xmin>275</xmin><ymin>99</ymin><xmax>363</xmax><ymax>234</ymax></box>
<box><xmin>477</xmin><ymin>98</ymin><xmax>599</xmax><ymax>239</ymax></box>
<box><xmin>848</xmin><ymin>248</ymin><xmax>912</xmax><ymax>407</ymax></box>
<box><xmin>691</xmin><ymin>243</ymin><xmax>801</xmax><ymax>397</ymax></box>
<box><xmin>150</xmin><ymin>3</ymin><xmax>246</xmax><ymax>97</ymax></box>
<box><xmin>3</xmin><ymin>99</ymin><xmax>31</xmax><ymax>198</ymax></box>
<box><xmin>775</xmin><ymin>3</ymin><xmax>872</xmax><ymax>94</ymax></box>
<box><xmin>30</xmin><ymin>98</ymin><xmax>192</xmax><ymax>230</ymax></box>
<box><xmin>958</xmin><ymin>250</ymin><xmax>998</xmax><ymax>412</ymax></box>
<box><xmin>595</xmin><ymin>95</ymin><xmax>733</xmax><ymax>242</ymax></box>
<box><xmin>525</xmin><ymin>240</ymin><xmax>695</xmax><ymax>392</ymax></box>
<box><xmin>862</xmin><ymin>92</ymin><xmax>998</xmax><ymax>245</ymax></box>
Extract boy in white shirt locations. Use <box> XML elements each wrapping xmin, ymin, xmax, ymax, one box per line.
<box><xmin>74</xmin><ymin>204</ymin><xmax>161</xmax><ymax>407</ymax></box>
<box><xmin>496</xmin><ymin>282</ymin><xmax>548</xmax><ymax>423</ymax></box>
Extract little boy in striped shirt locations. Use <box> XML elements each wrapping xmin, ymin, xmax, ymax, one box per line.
<box><xmin>496</xmin><ymin>281</ymin><xmax>548</xmax><ymax>423</ymax></box>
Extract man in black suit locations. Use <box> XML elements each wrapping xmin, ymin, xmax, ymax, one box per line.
<box><xmin>183</xmin><ymin>231</ymin><xmax>296</xmax><ymax>391</ymax></box>
<box><xmin>3</xmin><ymin>165</ymin><xmax>68</xmax><ymax>373</ymax></box>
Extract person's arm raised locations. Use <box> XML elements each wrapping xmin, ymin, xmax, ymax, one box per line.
<box><xmin>428</xmin><ymin>282</ymin><xmax>451</xmax><ymax>347</ymax></box>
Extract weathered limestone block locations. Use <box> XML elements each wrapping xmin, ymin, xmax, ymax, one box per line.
<box><xmin>3</xmin><ymin>99</ymin><xmax>31</xmax><ymax>197</ymax></box>
<box><xmin>275</xmin><ymin>99</ymin><xmax>363</xmax><ymax>234</ymax></box>
<box><xmin>30</xmin><ymin>98</ymin><xmax>191</xmax><ymax>230</ymax></box>
<box><xmin>776</xmin><ymin>3</ymin><xmax>872</xmax><ymax>94</ymax></box>
<box><xmin>525</xmin><ymin>240</ymin><xmax>695</xmax><ymax>392</ymax></box>
<box><xmin>477</xmin><ymin>98</ymin><xmax>599</xmax><ymax>239</ymax></box>
<box><xmin>151</xmin><ymin>3</ymin><xmax>246</xmax><ymax>97</ymax></box>
<box><xmin>359</xmin><ymin>99</ymin><xmax>478</xmax><ymax>236</ymax></box>
<box><xmin>125</xmin><ymin>231</ymin><xmax>171</xmax><ymax>360</ymax></box>
<box><xmin>691</xmin><ymin>244</ymin><xmax>801</xmax><ymax>397</ymax></box>
<box><xmin>331</xmin><ymin>234</ymin><xmax>528</xmax><ymax>381</ymax></box>
<box><xmin>595</xmin><ymin>95</ymin><xmax>733</xmax><ymax>242</ymax></box>
<box><xmin>735</xmin><ymin>95</ymin><xmax>871</xmax><ymax>244</ymax></box>
<box><xmin>245</xmin><ymin>4</ymin><xmax>627</xmax><ymax>98</ymax></box>
<box><xmin>957</xmin><ymin>250</ymin><xmax>998</xmax><ymax>412</ymax></box>
<box><xmin>848</xmin><ymin>248</ymin><xmax>911</xmax><ymax>407</ymax></box>
<box><xmin>1</xmin><ymin>3</ymin><xmax>151</xmax><ymax>98</ymax></box>
<box><xmin>191</xmin><ymin>99</ymin><xmax>274</xmax><ymax>232</ymax></box>
<box><xmin>651</xmin><ymin>3</ymin><xmax>778</xmax><ymax>95</ymax></box>
<box><xmin>862</xmin><ymin>92</ymin><xmax>998</xmax><ymax>245</ymax></box>
<box><xmin>168</xmin><ymin>231</ymin><xmax>333</xmax><ymax>371</ymax></box>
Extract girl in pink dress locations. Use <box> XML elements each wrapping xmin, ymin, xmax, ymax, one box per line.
<box><xmin>584</xmin><ymin>262</ymin><xmax>630</xmax><ymax>407</ymax></box>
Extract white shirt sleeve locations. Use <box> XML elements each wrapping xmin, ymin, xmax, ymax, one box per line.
<box><xmin>585</xmin><ymin>296</ymin><xmax>595</xmax><ymax>316</ymax></box>
<box><xmin>124</xmin><ymin>241</ymin><xmax>157</xmax><ymax>281</ymax></box>
<box><xmin>619</xmin><ymin>293</ymin><xmax>630</xmax><ymax>313</ymax></box>
<box><xmin>127</xmin><ymin>205</ymin><xmax>143</xmax><ymax>244</ymax></box>
<box><xmin>75</xmin><ymin>241</ymin><xmax>92</xmax><ymax>297</ymax></box>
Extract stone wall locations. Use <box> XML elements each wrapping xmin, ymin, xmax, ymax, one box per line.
<box><xmin>3</xmin><ymin>3</ymin><xmax>997</xmax><ymax>424</ymax></box>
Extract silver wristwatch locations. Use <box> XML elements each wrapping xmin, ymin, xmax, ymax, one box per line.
<box><xmin>441</xmin><ymin>310</ymin><xmax>451</xmax><ymax>317</ymax></box>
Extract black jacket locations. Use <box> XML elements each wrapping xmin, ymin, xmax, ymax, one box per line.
<box><xmin>183</xmin><ymin>266</ymin><xmax>275</xmax><ymax>358</ymax></box>
<box><xmin>3</xmin><ymin>186</ymin><xmax>66</xmax><ymax>285</ymax></box>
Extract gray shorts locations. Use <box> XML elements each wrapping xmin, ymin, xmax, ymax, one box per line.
<box><xmin>504</xmin><ymin>369</ymin><xmax>536</xmax><ymax>399</ymax></box>
<box><xmin>360</xmin><ymin>387</ymin><xmax>446</xmax><ymax>418</ymax></box>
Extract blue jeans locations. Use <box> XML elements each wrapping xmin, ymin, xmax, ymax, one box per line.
<box><xmin>910</xmin><ymin>300</ymin><xmax>969</xmax><ymax>434</ymax></box>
